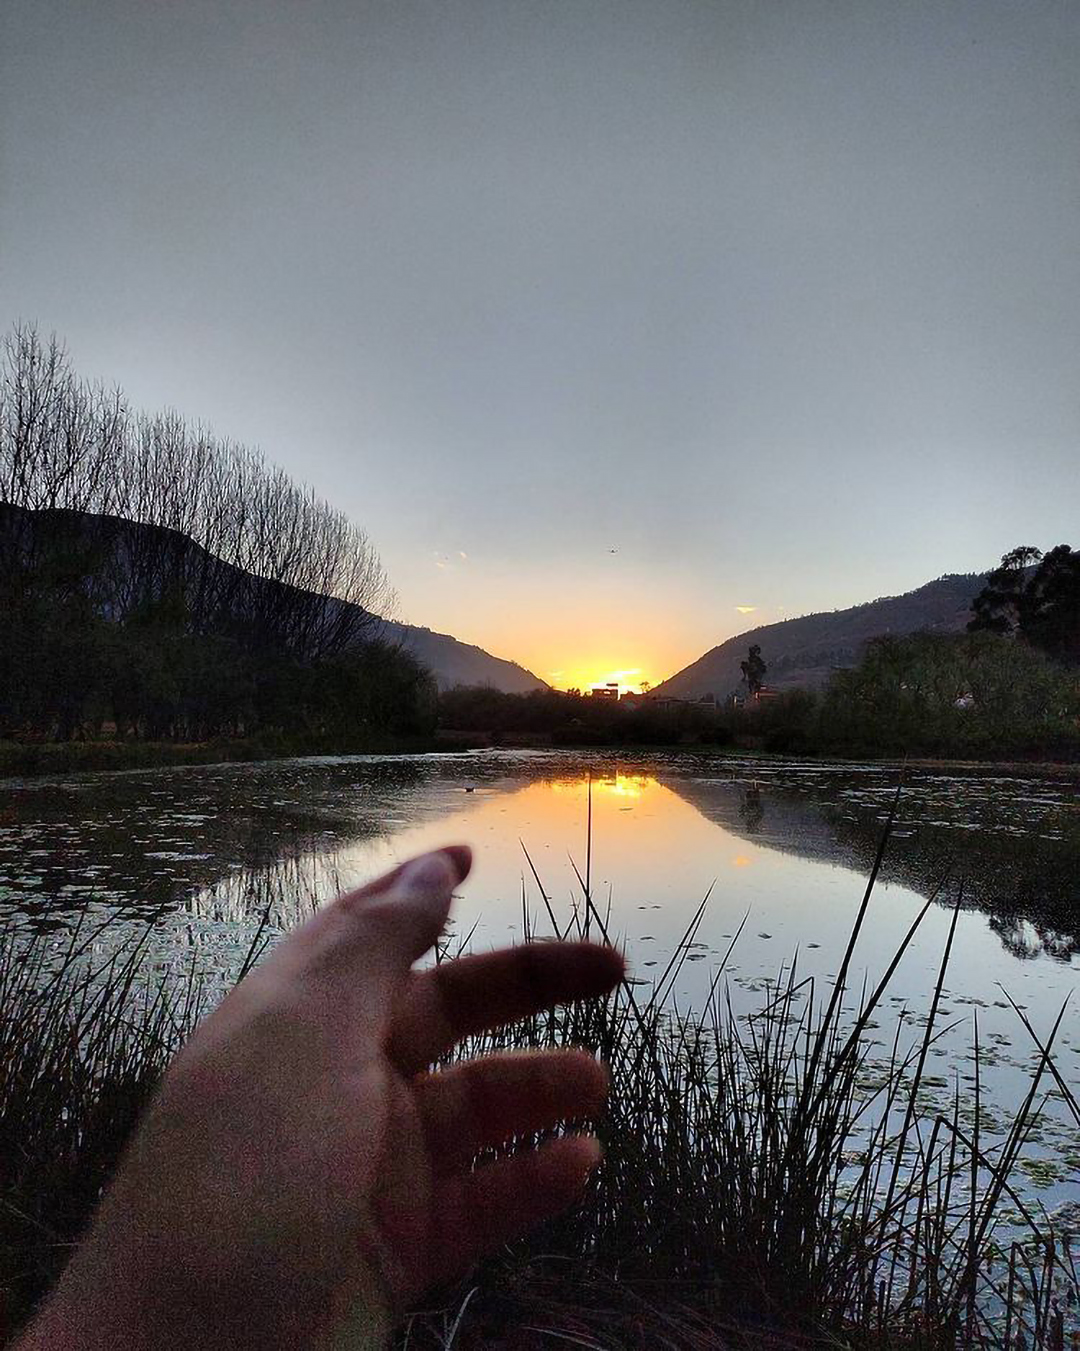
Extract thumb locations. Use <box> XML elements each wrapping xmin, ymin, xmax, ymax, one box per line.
<box><xmin>180</xmin><ymin>849</ymin><xmax>472</xmax><ymax>1060</ymax></box>
<box><xmin>339</xmin><ymin>847</ymin><xmax>472</xmax><ymax>964</ymax></box>
<box><xmin>294</xmin><ymin>847</ymin><xmax>472</xmax><ymax>1012</ymax></box>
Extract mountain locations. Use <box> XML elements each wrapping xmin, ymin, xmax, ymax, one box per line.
<box><xmin>1</xmin><ymin>503</ymin><xmax>547</xmax><ymax>695</ymax></box>
<box><xmin>652</xmin><ymin>573</ymin><xmax>987</xmax><ymax>701</ymax></box>
<box><xmin>381</xmin><ymin>620</ymin><xmax>547</xmax><ymax>693</ymax></box>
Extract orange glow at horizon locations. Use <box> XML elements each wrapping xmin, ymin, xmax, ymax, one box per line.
<box><xmin>397</xmin><ymin>560</ymin><xmax>760</xmax><ymax>694</ymax></box>
<box><xmin>546</xmin><ymin>666</ymin><xmax>656</xmax><ymax>695</ymax></box>
<box><xmin>399</xmin><ymin>564</ymin><xmax>774</xmax><ymax>695</ymax></box>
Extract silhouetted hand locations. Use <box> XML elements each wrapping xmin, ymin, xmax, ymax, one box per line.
<box><xmin>19</xmin><ymin>847</ymin><xmax>624</xmax><ymax>1350</ymax></box>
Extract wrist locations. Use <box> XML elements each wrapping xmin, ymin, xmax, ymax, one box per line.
<box><xmin>16</xmin><ymin>1259</ymin><xmax>394</xmax><ymax>1351</ymax></box>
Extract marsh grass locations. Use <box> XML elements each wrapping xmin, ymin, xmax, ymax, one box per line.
<box><xmin>2</xmin><ymin>805</ymin><xmax>1078</xmax><ymax>1348</ymax></box>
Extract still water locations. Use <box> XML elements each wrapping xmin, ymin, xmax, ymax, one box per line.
<box><xmin>2</xmin><ymin>749</ymin><xmax>1080</xmax><ymax>1213</ymax></box>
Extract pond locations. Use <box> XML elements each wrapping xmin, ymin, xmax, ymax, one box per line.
<box><xmin>2</xmin><ymin>749</ymin><xmax>1080</xmax><ymax>1218</ymax></box>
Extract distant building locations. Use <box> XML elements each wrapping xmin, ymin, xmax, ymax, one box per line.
<box><xmin>729</xmin><ymin>686</ymin><xmax>779</xmax><ymax>710</ymax></box>
<box><xmin>590</xmin><ymin>683</ymin><xmax>620</xmax><ymax>701</ymax></box>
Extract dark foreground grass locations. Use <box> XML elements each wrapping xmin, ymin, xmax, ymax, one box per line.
<box><xmin>3</xmin><ymin>839</ymin><xmax>1079</xmax><ymax>1348</ymax></box>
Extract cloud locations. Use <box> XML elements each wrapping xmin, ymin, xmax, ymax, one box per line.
<box><xmin>735</xmin><ymin>605</ymin><xmax>757</xmax><ymax>614</ymax></box>
<box><xmin>433</xmin><ymin>550</ymin><xmax>469</xmax><ymax>571</ymax></box>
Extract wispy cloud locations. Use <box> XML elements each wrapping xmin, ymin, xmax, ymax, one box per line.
<box><xmin>433</xmin><ymin>549</ymin><xmax>469</xmax><ymax>571</ymax></box>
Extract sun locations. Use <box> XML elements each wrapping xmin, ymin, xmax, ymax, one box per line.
<box><xmin>550</xmin><ymin>666</ymin><xmax>654</xmax><ymax>695</ymax></box>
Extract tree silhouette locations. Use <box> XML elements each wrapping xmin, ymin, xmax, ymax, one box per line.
<box><xmin>0</xmin><ymin>324</ymin><xmax>425</xmax><ymax>743</ymax></box>
<box><xmin>969</xmin><ymin>546</ymin><xmax>1042</xmax><ymax>636</ymax></box>
<box><xmin>740</xmin><ymin>644</ymin><xmax>767</xmax><ymax>697</ymax></box>
<box><xmin>1022</xmin><ymin>545</ymin><xmax>1080</xmax><ymax>666</ymax></box>
<box><xmin>970</xmin><ymin>544</ymin><xmax>1080</xmax><ymax>666</ymax></box>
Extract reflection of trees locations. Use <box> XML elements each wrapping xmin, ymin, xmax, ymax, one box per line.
<box><xmin>0</xmin><ymin>758</ymin><xmax>431</xmax><ymax>925</ymax></box>
<box><xmin>739</xmin><ymin>785</ymin><xmax>764</xmax><ymax>834</ymax></box>
<box><xmin>988</xmin><ymin>914</ymin><xmax>1080</xmax><ymax>963</ymax></box>
<box><xmin>187</xmin><ymin>851</ymin><xmax>348</xmax><ymax>931</ymax></box>
<box><xmin>659</xmin><ymin>771</ymin><xmax>1080</xmax><ymax>964</ymax></box>
<box><xmin>12</xmin><ymin>753</ymin><xmax>1080</xmax><ymax>973</ymax></box>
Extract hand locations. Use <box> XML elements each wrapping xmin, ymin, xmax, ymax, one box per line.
<box><xmin>19</xmin><ymin>846</ymin><xmax>624</xmax><ymax>1350</ymax></box>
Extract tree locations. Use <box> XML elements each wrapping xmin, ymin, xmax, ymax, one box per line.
<box><xmin>970</xmin><ymin>543</ymin><xmax>1080</xmax><ymax>666</ymax></box>
<box><xmin>1021</xmin><ymin>545</ymin><xmax>1080</xmax><ymax>666</ymax></box>
<box><xmin>821</xmin><ymin>631</ymin><xmax>1077</xmax><ymax>752</ymax></box>
<box><xmin>969</xmin><ymin>546</ymin><xmax>1042</xmax><ymax>636</ymax></box>
<box><xmin>740</xmin><ymin>644</ymin><xmax>767</xmax><ymax>698</ymax></box>
<box><xmin>0</xmin><ymin>324</ymin><xmax>406</xmax><ymax>744</ymax></box>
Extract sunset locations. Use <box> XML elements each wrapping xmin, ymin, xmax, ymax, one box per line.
<box><xmin>549</xmin><ymin>668</ymin><xmax>649</xmax><ymax>696</ymax></box>
<box><xmin>3</xmin><ymin>0</ymin><xmax>1079</xmax><ymax>1344</ymax></box>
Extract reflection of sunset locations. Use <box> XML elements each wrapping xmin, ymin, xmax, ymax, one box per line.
<box><xmin>547</xmin><ymin>772</ymin><xmax>654</xmax><ymax>799</ymax></box>
<box><xmin>601</xmin><ymin>773</ymin><xmax>651</xmax><ymax>799</ymax></box>
<box><xmin>329</xmin><ymin>767</ymin><xmax>849</xmax><ymax>987</ymax></box>
<box><xmin>449</xmin><ymin>772</ymin><xmax>708</xmax><ymax>888</ymax></box>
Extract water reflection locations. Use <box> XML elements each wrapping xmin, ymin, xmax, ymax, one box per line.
<box><xmin>3</xmin><ymin>754</ymin><xmax>1079</xmax><ymax>970</ymax></box>
<box><xmin>739</xmin><ymin>784</ymin><xmax>765</xmax><ymax>834</ymax></box>
<box><xmin>3</xmin><ymin>753</ymin><xmax>1080</xmax><ymax>1212</ymax></box>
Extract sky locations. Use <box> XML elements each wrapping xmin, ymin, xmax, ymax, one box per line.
<box><xmin>2</xmin><ymin>0</ymin><xmax>1078</xmax><ymax>691</ymax></box>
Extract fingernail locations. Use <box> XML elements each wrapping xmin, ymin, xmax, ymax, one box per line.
<box><xmin>399</xmin><ymin>850</ymin><xmax>456</xmax><ymax>896</ymax></box>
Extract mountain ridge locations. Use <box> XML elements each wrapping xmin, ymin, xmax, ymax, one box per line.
<box><xmin>0</xmin><ymin>503</ymin><xmax>548</xmax><ymax>695</ymax></box>
<box><xmin>652</xmin><ymin>572</ymin><xmax>987</xmax><ymax>701</ymax></box>
<box><xmin>381</xmin><ymin>619</ymin><xmax>547</xmax><ymax>694</ymax></box>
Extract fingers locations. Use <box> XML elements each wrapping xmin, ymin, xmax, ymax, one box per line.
<box><xmin>415</xmin><ymin>1049</ymin><xmax>608</xmax><ymax>1173</ymax></box>
<box><xmin>425</xmin><ymin>1135</ymin><xmax>602</xmax><ymax>1291</ymax></box>
<box><xmin>320</xmin><ymin>847</ymin><xmax>468</xmax><ymax>967</ymax></box>
<box><xmin>334</xmin><ymin>847</ymin><xmax>471</xmax><ymax>964</ymax></box>
<box><xmin>220</xmin><ymin>848</ymin><xmax>472</xmax><ymax>1044</ymax></box>
<box><xmin>388</xmin><ymin>941</ymin><xmax>626</xmax><ymax>1073</ymax></box>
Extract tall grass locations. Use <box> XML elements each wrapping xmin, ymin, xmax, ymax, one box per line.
<box><xmin>1</xmin><ymin>813</ymin><xmax>1077</xmax><ymax>1347</ymax></box>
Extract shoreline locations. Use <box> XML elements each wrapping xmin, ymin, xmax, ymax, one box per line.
<box><xmin>2</xmin><ymin>735</ymin><xmax>1079</xmax><ymax>780</ymax></box>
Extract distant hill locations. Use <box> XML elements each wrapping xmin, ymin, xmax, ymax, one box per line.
<box><xmin>1</xmin><ymin>503</ymin><xmax>547</xmax><ymax>695</ymax></box>
<box><xmin>381</xmin><ymin>620</ymin><xmax>547</xmax><ymax>693</ymax></box>
<box><xmin>652</xmin><ymin>573</ymin><xmax>986</xmax><ymax>701</ymax></box>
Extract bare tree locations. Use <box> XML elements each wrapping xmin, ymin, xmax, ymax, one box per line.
<box><xmin>0</xmin><ymin>323</ymin><xmax>402</xmax><ymax>740</ymax></box>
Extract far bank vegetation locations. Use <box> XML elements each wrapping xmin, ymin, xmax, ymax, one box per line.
<box><xmin>439</xmin><ymin>554</ymin><xmax>1080</xmax><ymax>760</ymax></box>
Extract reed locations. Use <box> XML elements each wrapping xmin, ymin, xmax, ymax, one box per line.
<box><xmin>1</xmin><ymin>827</ymin><xmax>1076</xmax><ymax>1347</ymax></box>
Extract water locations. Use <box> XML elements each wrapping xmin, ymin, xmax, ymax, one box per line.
<box><xmin>2</xmin><ymin>749</ymin><xmax>1079</xmax><ymax>1218</ymax></box>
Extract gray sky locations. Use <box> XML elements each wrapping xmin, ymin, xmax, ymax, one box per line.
<box><xmin>2</xmin><ymin>0</ymin><xmax>1078</xmax><ymax>688</ymax></box>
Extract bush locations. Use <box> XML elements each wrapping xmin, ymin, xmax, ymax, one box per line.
<box><xmin>817</xmin><ymin>631</ymin><xmax>1080</xmax><ymax>757</ymax></box>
